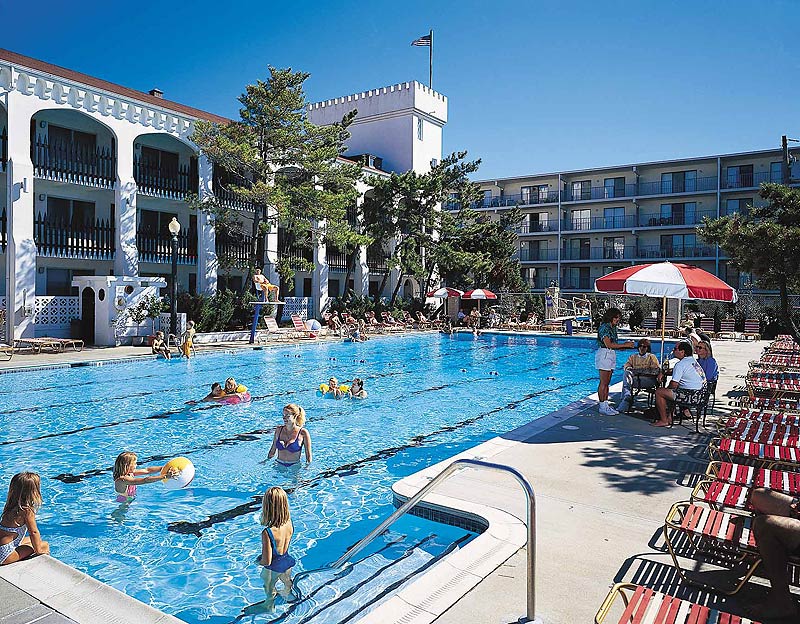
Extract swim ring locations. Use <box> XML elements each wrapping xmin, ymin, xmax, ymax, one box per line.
<box><xmin>318</xmin><ymin>383</ymin><xmax>350</xmax><ymax>397</ymax></box>
<box><xmin>161</xmin><ymin>457</ymin><xmax>195</xmax><ymax>490</ymax></box>
<box><xmin>219</xmin><ymin>392</ymin><xmax>251</xmax><ymax>405</ymax></box>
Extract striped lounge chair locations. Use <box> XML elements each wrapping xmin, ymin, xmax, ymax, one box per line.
<box><xmin>708</xmin><ymin>437</ymin><xmax>800</xmax><ymax>469</ymax></box>
<box><xmin>290</xmin><ymin>314</ymin><xmax>318</xmax><ymax>340</ymax></box>
<box><xmin>594</xmin><ymin>583</ymin><xmax>761</xmax><ymax>624</ymax></box>
<box><xmin>747</xmin><ymin>374</ymin><xmax>800</xmax><ymax>400</ymax></box>
<box><xmin>738</xmin><ymin>319</ymin><xmax>761</xmax><ymax>341</ymax></box>
<box><xmin>719</xmin><ymin>417</ymin><xmax>800</xmax><ymax>447</ymax></box>
<box><xmin>706</xmin><ymin>461</ymin><xmax>800</xmax><ymax>491</ymax></box>
<box><xmin>640</xmin><ymin>317</ymin><xmax>658</xmax><ymax>336</ymax></box>
<box><xmin>717</xmin><ymin>318</ymin><xmax>736</xmax><ymax>340</ymax></box>
<box><xmin>699</xmin><ymin>316</ymin><xmax>716</xmax><ymax>338</ymax></box>
<box><xmin>691</xmin><ymin>466</ymin><xmax>800</xmax><ymax>512</ymax></box>
<box><xmin>738</xmin><ymin>396</ymin><xmax>800</xmax><ymax>412</ymax></box>
<box><xmin>750</xmin><ymin>354</ymin><xmax>800</xmax><ymax>370</ymax></box>
<box><xmin>663</xmin><ymin>502</ymin><xmax>768</xmax><ymax>594</ymax></box>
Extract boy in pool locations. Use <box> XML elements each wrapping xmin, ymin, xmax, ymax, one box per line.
<box><xmin>186</xmin><ymin>382</ymin><xmax>226</xmax><ymax>405</ymax></box>
<box><xmin>151</xmin><ymin>331</ymin><xmax>171</xmax><ymax>359</ymax></box>
<box><xmin>327</xmin><ymin>377</ymin><xmax>345</xmax><ymax>399</ymax></box>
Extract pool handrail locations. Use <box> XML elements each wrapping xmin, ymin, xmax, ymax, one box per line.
<box><xmin>296</xmin><ymin>458</ymin><xmax>540</xmax><ymax>623</ymax></box>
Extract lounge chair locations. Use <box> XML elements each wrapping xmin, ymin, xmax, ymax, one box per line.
<box><xmin>290</xmin><ymin>314</ymin><xmax>318</xmax><ymax>340</ymax></box>
<box><xmin>704</xmin><ymin>461</ymin><xmax>800</xmax><ymax>494</ymax></box>
<box><xmin>708</xmin><ymin>437</ymin><xmax>800</xmax><ymax>469</ymax></box>
<box><xmin>738</xmin><ymin>395</ymin><xmax>800</xmax><ymax>412</ymax></box>
<box><xmin>259</xmin><ymin>317</ymin><xmax>293</xmax><ymax>342</ymax></box>
<box><xmin>0</xmin><ymin>343</ymin><xmax>15</xmax><ymax>361</ymax></box>
<box><xmin>381</xmin><ymin>311</ymin><xmax>406</xmax><ymax>332</ymax></box>
<box><xmin>690</xmin><ymin>472</ymin><xmax>800</xmax><ymax>512</ymax></box>
<box><xmin>699</xmin><ymin>316</ymin><xmax>717</xmax><ymax>338</ymax></box>
<box><xmin>718</xmin><ymin>417</ymin><xmax>800</xmax><ymax>447</ymax></box>
<box><xmin>594</xmin><ymin>582</ymin><xmax>761</xmax><ymax>624</ymax></box>
<box><xmin>13</xmin><ymin>337</ymin><xmax>66</xmax><ymax>353</ymax></box>
<box><xmin>717</xmin><ymin>318</ymin><xmax>736</xmax><ymax>340</ymax></box>
<box><xmin>747</xmin><ymin>373</ymin><xmax>800</xmax><ymax>400</ymax></box>
<box><xmin>739</xmin><ymin>318</ymin><xmax>761</xmax><ymax>341</ymax></box>
<box><xmin>640</xmin><ymin>316</ymin><xmax>657</xmax><ymax>336</ymax></box>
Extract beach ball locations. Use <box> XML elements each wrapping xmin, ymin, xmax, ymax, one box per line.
<box><xmin>161</xmin><ymin>457</ymin><xmax>195</xmax><ymax>490</ymax></box>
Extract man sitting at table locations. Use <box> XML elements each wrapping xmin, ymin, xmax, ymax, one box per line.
<box><xmin>653</xmin><ymin>340</ymin><xmax>706</xmax><ymax>427</ymax></box>
<box><xmin>617</xmin><ymin>338</ymin><xmax>661</xmax><ymax>412</ymax></box>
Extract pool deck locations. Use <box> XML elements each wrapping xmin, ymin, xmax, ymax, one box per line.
<box><xmin>0</xmin><ymin>333</ymin><xmax>768</xmax><ymax>623</ymax></box>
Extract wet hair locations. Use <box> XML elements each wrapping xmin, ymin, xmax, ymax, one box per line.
<box><xmin>225</xmin><ymin>377</ymin><xmax>236</xmax><ymax>389</ymax></box>
<box><xmin>211</xmin><ymin>382</ymin><xmax>222</xmax><ymax>392</ymax></box>
<box><xmin>675</xmin><ymin>340</ymin><xmax>693</xmax><ymax>356</ymax></box>
<box><xmin>284</xmin><ymin>403</ymin><xmax>306</xmax><ymax>427</ymax></box>
<box><xmin>2</xmin><ymin>472</ymin><xmax>43</xmax><ymax>521</ymax></box>
<box><xmin>113</xmin><ymin>452</ymin><xmax>137</xmax><ymax>480</ymax></box>
<box><xmin>260</xmin><ymin>486</ymin><xmax>290</xmax><ymax>527</ymax></box>
<box><xmin>601</xmin><ymin>307</ymin><xmax>623</xmax><ymax>324</ymax></box>
<box><xmin>352</xmin><ymin>378</ymin><xmax>364</xmax><ymax>388</ymax></box>
<box><xmin>698</xmin><ymin>340</ymin><xmax>713</xmax><ymax>357</ymax></box>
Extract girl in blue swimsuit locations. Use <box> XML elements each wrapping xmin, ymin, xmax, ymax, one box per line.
<box><xmin>266</xmin><ymin>404</ymin><xmax>312</xmax><ymax>466</ymax></box>
<box><xmin>258</xmin><ymin>486</ymin><xmax>295</xmax><ymax>610</ymax></box>
<box><xmin>1</xmin><ymin>472</ymin><xmax>49</xmax><ymax>565</ymax></box>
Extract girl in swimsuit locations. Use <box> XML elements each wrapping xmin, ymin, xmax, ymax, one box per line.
<box><xmin>0</xmin><ymin>472</ymin><xmax>49</xmax><ymax>565</ymax></box>
<box><xmin>348</xmin><ymin>378</ymin><xmax>368</xmax><ymax>399</ymax></box>
<box><xmin>266</xmin><ymin>404</ymin><xmax>312</xmax><ymax>466</ymax></box>
<box><xmin>258</xmin><ymin>486</ymin><xmax>295</xmax><ymax>610</ymax></box>
<box><xmin>113</xmin><ymin>452</ymin><xmax>176</xmax><ymax>503</ymax></box>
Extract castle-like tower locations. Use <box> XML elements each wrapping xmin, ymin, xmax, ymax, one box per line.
<box><xmin>307</xmin><ymin>81</ymin><xmax>447</xmax><ymax>174</ymax></box>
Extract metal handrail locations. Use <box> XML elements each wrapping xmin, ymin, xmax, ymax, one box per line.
<box><xmin>324</xmin><ymin>458</ymin><xmax>540</xmax><ymax>622</ymax></box>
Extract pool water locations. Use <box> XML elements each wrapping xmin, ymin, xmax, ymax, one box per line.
<box><xmin>0</xmin><ymin>333</ymin><xmax>619</xmax><ymax>622</ymax></box>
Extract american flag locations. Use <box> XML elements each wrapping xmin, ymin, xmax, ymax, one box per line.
<box><xmin>411</xmin><ymin>34</ymin><xmax>432</xmax><ymax>47</ymax></box>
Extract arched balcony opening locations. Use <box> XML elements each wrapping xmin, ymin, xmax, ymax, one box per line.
<box><xmin>133</xmin><ymin>133</ymin><xmax>197</xmax><ymax>200</ymax></box>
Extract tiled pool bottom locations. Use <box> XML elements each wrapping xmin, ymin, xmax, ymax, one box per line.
<box><xmin>0</xmin><ymin>333</ymin><xmax>625</xmax><ymax>622</ymax></box>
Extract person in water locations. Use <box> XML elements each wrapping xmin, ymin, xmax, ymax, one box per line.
<box><xmin>348</xmin><ymin>378</ymin><xmax>368</xmax><ymax>399</ymax></box>
<box><xmin>151</xmin><ymin>331</ymin><xmax>171</xmax><ymax>359</ymax></box>
<box><xmin>186</xmin><ymin>382</ymin><xmax>225</xmax><ymax>405</ymax></box>
<box><xmin>266</xmin><ymin>404</ymin><xmax>312</xmax><ymax>466</ymax></box>
<box><xmin>113</xmin><ymin>452</ymin><xmax>176</xmax><ymax>503</ymax></box>
<box><xmin>224</xmin><ymin>377</ymin><xmax>248</xmax><ymax>398</ymax></box>
<box><xmin>327</xmin><ymin>377</ymin><xmax>345</xmax><ymax>399</ymax></box>
<box><xmin>258</xmin><ymin>486</ymin><xmax>295</xmax><ymax>610</ymax></box>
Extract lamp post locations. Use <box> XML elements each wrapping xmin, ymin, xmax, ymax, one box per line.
<box><xmin>168</xmin><ymin>217</ymin><xmax>181</xmax><ymax>337</ymax></box>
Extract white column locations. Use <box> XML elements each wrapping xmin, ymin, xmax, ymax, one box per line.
<box><xmin>353</xmin><ymin>197</ymin><xmax>369</xmax><ymax>296</ymax></box>
<box><xmin>114</xmin><ymin>135</ymin><xmax>138</xmax><ymax>276</ymax></box>
<box><xmin>5</xmin><ymin>91</ymin><xmax>37</xmax><ymax>339</ymax></box>
<box><xmin>312</xmin><ymin>222</ymin><xmax>328</xmax><ymax>316</ymax></box>
<box><xmin>264</xmin><ymin>206</ymin><xmax>280</xmax><ymax>287</ymax></box>
<box><xmin>197</xmin><ymin>155</ymin><xmax>217</xmax><ymax>294</ymax></box>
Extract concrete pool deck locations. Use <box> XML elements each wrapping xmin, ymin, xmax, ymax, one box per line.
<box><xmin>0</xmin><ymin>334</ymin><xmax>768</xmax><ymax>623</ymax></box>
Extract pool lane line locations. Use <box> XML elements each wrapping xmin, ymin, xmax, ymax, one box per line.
<box><xmin>165</xmin><ymin>376</ymin><xmax>596</xmax><ymax>536</ymax></box>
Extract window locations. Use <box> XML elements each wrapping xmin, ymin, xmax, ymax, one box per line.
<box><xmin>771</xmin><ymin>161</ymin><xmax>783</xmax><ymax>183</ymax></box>
<box><xmin>520</xmin><ymin>186</ymin><xmax>534</xmax><ymax>204</ymax></box>
<box><xmin>217</xmin><ymin>275</ymin><xmax>243</xmax><ymax>292</ymax></box>
<box><xmin>603</xmin><ymin>177</ymin><xmax>625</xmax><ymax>198</ymax></box>
<box><xmin>47</xmin><ymin>124</ymin><xmax>96</xmax><ymax>151</ymax></box>
<box><xmin>141</xmin><ymin>146</ymin><xmax>180</xmax><ymax>175</ymax></box>
<box><xmin>417</xmin><ymin>117</ymin><xmax>423</xmax><ymax>141</ymax></box>
<box><xmin>660</xmin><ymin>233</ymin><xmax>697</xmax><ymax>257</ymax></box>
<box><xmin>603</xmin><ymin>206</ymin><xmax>624</xmax><ymax>228</ymax></box>
<box><xmin>430</xmin><ymin>158</ymin><xmax>438</xmax><ymax>168</ymax></box>
<box><xmin>303</xmin><ymin>278</ymin><xmax>312</xmax><ymax>298</ymax></box>
<box><xmin>571</xmin><ymin>209</ymin><xmax>590</xmax><ymax>230</ymax></box>
<box><xmin>602</xmin><ymin>237</ymin><xmax>625</xmax><ymax>259</ymax></box>
<box><xmin>725</xmin><ymin>164</ymin><xmax>754</xmax><ymax>188</ymax></box>
<box><xmin>534</xmin><ymin>212</ymin><xmax>549</xmax><ymax>231</ymax></box>
<box><xmin>571</xmin><ymin>180</ymin><xmax>591</xmax><ymax>201</ymax></box>
<box><xmin>189</xmin><ymin>273</ymin><xmax>197</xmax><ymax>296</ymax></box>
<box><xmin>46</xmin><ymin>268</ymin><xmax>94</xmax><ymax>296</ymax></box>
<box><xmin>138</xmin><ymin>210</ymin><xmax>178</xmax><ymax>235</ymax></box>
<box><xmin>566</xmin><ymin>238</ymin><xmax>590</xmax><ymax>260</ymax></box>
<box><xmin>562</xmin><ymin>267</ymin><xmax>590</xmax><ymax>289</ymax></box>
<box><xmin>661</xmin><ymin>170</ymin><xmax>697</xmax><ymax>194</ymax></box>
<box><xmin>46</xmin><ymin>197</ymin><xmax>96</xmax><ymax>226</ymax></box>
<box><xmin>658</xmin><ymin>202</ymin><xmax>696</xmax><ymax>225</ymax></box>
<box><xmin>724</xmin><ymin>197</ymin><xmax>752</xmax><ymax>216</ymax></box>
<box><xmin>328</xmin><ymin>279</ymin><xmax>340</xmax><ymax>297</ymax></box>
<box><xmin>482</xmin><ymin>189</ymin><xmax>493</xmax><ymax>207</ymax></box>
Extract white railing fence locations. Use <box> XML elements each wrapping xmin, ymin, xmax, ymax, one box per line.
<box><xmin>34</xmin><ymin>296</ymin><xmax>80</xmax><ymax>338</ymax></box>
<box><xmin>281</xmin><ymin>297</ymin><xmax>313</xmax><ymax>321</ymax></box>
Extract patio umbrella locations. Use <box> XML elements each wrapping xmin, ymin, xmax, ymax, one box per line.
<box><xmin>594</xmin><ymin>262</ymin><xmax>738</xmax><ymax>363</ymax></box>
<box><xmin>463</xmin><ymin>288</ymin><xmax>497</xmax><ymax>314</ymax></box>
<box><xmin>426</xmin><ymin>287</ymin><xmax>465</xmax><ymax>298</ymax></box>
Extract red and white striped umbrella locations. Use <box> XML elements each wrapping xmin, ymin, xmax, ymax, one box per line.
<box><xmin>462</xmin><ymin>288</ymin><xmax>497</xmax><ymax>300</ymax></box>
<box><xmin>426</xmin><ymin>287</ymin><xmax>465</xmax><ymax>298</ymax></box>
<box><xmin>594</xmin><ymin>262</ymin><xmax>737</xmax><ymax>302</ymax></box>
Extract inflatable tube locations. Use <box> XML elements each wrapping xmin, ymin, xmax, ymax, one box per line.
<box><xmin>219</xmin><ymin>392</ymin><xmax>251</xmax><ymax>405</ymax></box>
<box><xmin>161</xmin><ymin>457</ymin><xmax>195</xmax><ymax>490</ymax></box>
<box><xmin>317</xmin><ymin>384</ymin><xmax>349</xmax><ymax>398</ymax></box>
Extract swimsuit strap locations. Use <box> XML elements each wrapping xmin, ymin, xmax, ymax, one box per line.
<box><xmin>265</xmin><ymin>527</ymin><xmax>285</xmax><ymax>556</ymax></box>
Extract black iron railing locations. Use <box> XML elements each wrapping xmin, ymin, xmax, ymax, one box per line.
<box><xmin>1</xmin><ymin>127</ymin><xmax>7</xmax><ymax>172</ymax></box>
<box><xmin>279</xmin><ymin>243</ymin><xmax>314</xmax><ymax>269</ymax></box>
<box><xmin>134</xmin><ymin>158</ymin><xmax>198</xmax><ymax>199</ymax></box>
<box><xmin>519</xmin><ymin>248</ymin><xmax>558</xmax><ymax>262</ymax></box>
<box><xmin>215</xmin><ymin>232</ymin><xmax>252</xmax><ymax>268</ymax></box>
<box><xmin>367</xmin><ymin>245</ymin><xmax>389</xmax><ymax>272</ymax></box>
<box><xmin>0</xmin><ymin>207</ymin><xmax>6</xmax><ymax>252</ymax></box>
<box><xmin>213</xmin><ymin>186</ymin><xmax>257</xmax><ymax>212</ymax></box>
<box><xmin>34</xmin><ymin>213</ymin><xmax>115</xmax><ymax>259</ymax></box>
<box><xmin>137</xmin><ymin>228</ymin><xmax>197</xmax><ymax>264</ymax></box>
<box><xmin>31</xmin><ymin>134</ymin><xmax>115</xmax><ymax>188</ymax></box>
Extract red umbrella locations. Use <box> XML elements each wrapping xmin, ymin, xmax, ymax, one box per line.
<box><xmin>594</xmin><ymin>262</ymin><xmax>738</xmax><ymax>362</ymax></box>
<box><xmin>426</xmin><ymin>287</ymin><xmax>465</xmax><ymax>298</ymax></box>
<box><xmin>463</xmin><ymin>289</ymin><xmax>497</xmax><ymax>314</ymax></box>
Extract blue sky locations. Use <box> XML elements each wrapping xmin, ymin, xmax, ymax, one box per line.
<box><xmin>6</xmin><ymin>0</ymin><xmax>798</xmax><ymax>179</ymax></box>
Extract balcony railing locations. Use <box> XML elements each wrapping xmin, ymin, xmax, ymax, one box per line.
<box><xmin>326</xmin><ymin>248</ymin><xmax>349</xmax><ymax>272</ymax></box>
<box><xmin>560</xmin><ymin>279</ymin><xmax>592</xmax><ymax>290</ymax></box>
<box><xmin>137</xmin><ymin>228</ymin><xmax>197</xmax><ymax>264</ymax></box>
<box><xmin>213</xmin><ymin>186</ymin><xmax>257</xmax><ymax>212</ymax></box>
<box><xmin>34</xmin><ymin>213</ymin><xmax>115</xmax><ymax>259</ymax></box>
<box><xmin>134</xmin><ymin>157</ymin><xmax>198</xmax><ymax>200</ymax></box>
<box><xmin>519</xmin><ymin>248</ymin><xmax>558</xmax><ymax>262</ymax></box>
<box><xmin>563</xmin><ymin>214</ymin><xmax>638</xmax><ymax>231</ymax></box>
<box><xmin>215</xmin><ymin>232</ymin><xmax>252</xmax><ymax>269</ymax></box>
<box><xmin>367</xmin><ymin>248</ymin><xmax>389</xmax><ymax>272</ymax></box>
<box><xmin>562</xmin><ymin>246</ymin><xmax>637</xmax><ymax>261</ymax></box>
<box><xmin>32</xmin><ymin>134</ymin><xmax>116</xmax><ymax>189</ymax></box>
<box><xmin>722</xmin><ymin>171</ymin><xmax>784</xmax><ymax>190</ymax></box>
<box><xmin>637</xmin><ymin>209</ymin><xmax>717</xmax><ymax>227</ymax></box>
<box><xmin>636</xmin><ymin>245</ymin><xmax>716</xmax><ymax>260</ymax></box>
<box><xmin>279</xmin><ymin>243</ymin><xmax>314</xmax><ymax>269</ymax></box>
<box><xmin>636</xmin><ymin>176</ymin><xmax>718</xmax><ymax>196</ymax></box>
<box><xmin>564</xmin><ymin>183</ymin><xmax>637</xmax><ymax>202</ymax></box>
<box><xmin>516</xmin><ymin>222</ymin><xmax>556</xmax><ymax>234</ymax></box>
<box><xmin>1</xmin><ymin>126</ymin><xmax>7</xmax><ymax>172</ymax></box>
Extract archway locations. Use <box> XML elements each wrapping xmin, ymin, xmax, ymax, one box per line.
<box><xmin>402</xmin><ymin>276</ymin><xmax>421</xmax><ymax>300</ymax></box>
<box><xmin>80</xmin><ymin>287</ymin><xmax>96</xmax><ymax>344</ymax></box>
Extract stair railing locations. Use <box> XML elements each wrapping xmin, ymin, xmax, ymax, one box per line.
<box><xmin>321</xmin><ymin>458</ymin><xmax>541</xmax><ymax>623</ymax></box>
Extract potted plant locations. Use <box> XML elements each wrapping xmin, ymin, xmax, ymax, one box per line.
<box><xmin>127</xmin><ymin>299</ymin><xmax>148</xmax><ymax>346</ymax></box>
<box><xmin>144</xmin><ymin>294</ymin><xmax>165</xmax><ymax>345</ymax></box>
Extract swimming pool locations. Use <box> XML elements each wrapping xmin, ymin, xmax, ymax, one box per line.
<box><xmin>0</xmin><ymin>332</ymin><xmax>623</xmax><ymax>622</ymax></box>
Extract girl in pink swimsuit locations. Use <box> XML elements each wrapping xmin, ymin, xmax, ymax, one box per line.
<box><xmin>113</xmin><ymin>452</ymin><xmax>175</xmax><ymax>503</ymax></box>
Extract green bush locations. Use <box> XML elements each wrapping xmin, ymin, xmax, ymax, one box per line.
<box><xmin>177</xmin><ymin>290</ymin><xmax>269</xmax><ymax>332</ymax></box>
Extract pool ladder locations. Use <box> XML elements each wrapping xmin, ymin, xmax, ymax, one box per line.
<box><xmin>295</xmin><ymin>458</ymin><xmax>542</xmax><ymax>623</ymax></box>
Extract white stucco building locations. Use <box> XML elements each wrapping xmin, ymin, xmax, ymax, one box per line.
<box><xmin>0</xmin><ymin>48</ymin><xmax>447</xmax><ymax>343</ymax></box>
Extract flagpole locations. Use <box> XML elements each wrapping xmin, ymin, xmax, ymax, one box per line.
<box><xmin>429</xmin><ymin>29</ymin><xmax>434</xmax><ymax>89</ymax></box>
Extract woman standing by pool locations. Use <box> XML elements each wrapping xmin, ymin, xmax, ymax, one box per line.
<box><xmin>266</xmin><ymin>404</ymin><xmax>312</xmax><ymax>466</ymax></box>
<box><xmin>595</xmin><ymin>307</ymin><xmax>634</xmax><ymax>415</ymax></box>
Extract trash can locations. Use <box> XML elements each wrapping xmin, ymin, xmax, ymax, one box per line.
<box><xmin>565</xmin><ymin>319</ymin><xmax>573</xmax><ymax>335</ymax></box>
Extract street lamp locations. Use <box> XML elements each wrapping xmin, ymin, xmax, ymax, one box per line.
<box><xmin>168</xmin><ymin>217</ymin><xmax>181</xmax><ymax>337</ymax></box>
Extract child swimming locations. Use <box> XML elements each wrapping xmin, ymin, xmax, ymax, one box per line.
<box><xmin>113</xmin><ymin>452</ymin><xmax>175</xmax><ymax>503</ymax></box>
<box><xmin>258</xmin><ymin>486</ymin><xmax>295</xmax><ymax>609</ymax></box>
<box><xmin>0</xmin><ymin>472</ymin><xmax>49</xmax><ymax>565</ymax></box>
